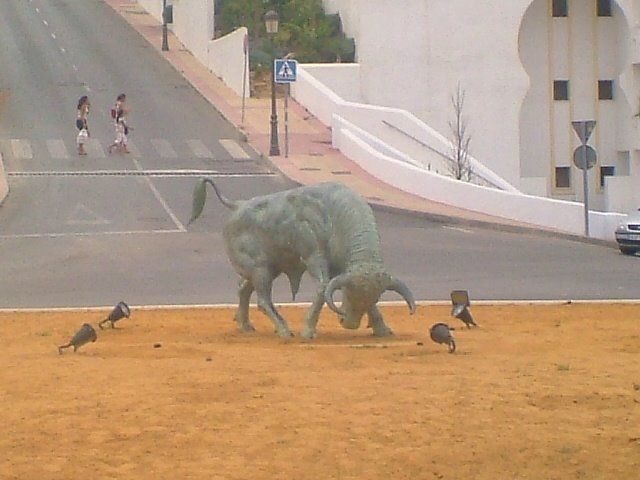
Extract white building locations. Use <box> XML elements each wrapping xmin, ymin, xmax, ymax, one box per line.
<box><xmin>324</xmin><ymin>0</ymin><xmax>640</xmax><ymax>213</ymax></box>
<box><xmin>137</xmin><ymin>0</ymin><xmax>636</xmax><ymax>239</ymax></box>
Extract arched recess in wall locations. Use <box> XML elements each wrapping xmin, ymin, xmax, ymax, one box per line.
<box><xmin>518</xmin><ymin>0</ymin><xmax>552</xmax><ymax>196</ymax></box>
<box><xmin>517</xmin><ymin>0</ymin><xmax>632</xmax><ymax>200</ymax></box>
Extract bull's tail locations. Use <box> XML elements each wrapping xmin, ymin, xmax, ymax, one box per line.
<box><xmin>188</xmin><ymin>178</ymin><xmax>238</xmax><ymax>225</ymax></box>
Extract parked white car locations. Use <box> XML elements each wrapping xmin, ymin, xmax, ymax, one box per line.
<box><xmin>614</xmin><ymin>208</ymin><xmax>640</xmax><ymax>255</ymax></box>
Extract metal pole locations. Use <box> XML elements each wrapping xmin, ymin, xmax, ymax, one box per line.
<box><xmin>582</xmin><ymin>148</ymin><xmax>590</xmax><ymax>237</ymax></box>
<box><xmin>269</xmin><ymin>42</ymin><xmax>280</xmax><ymax>156</ymax></box>
<box><xmin>161</xmin><ymin>0</ymin><xmax>169</xmax><ymax>51</ymax></box>
<box><xmin>284</xmin><ymin>83</ymin><xmax>289</xmax><ymax>158</ymax></box>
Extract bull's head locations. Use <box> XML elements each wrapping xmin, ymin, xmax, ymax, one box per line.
<box><xmin>324</xmin><ymin>267</ymin><xmax>416</xmax><ymax>329</ymax></box>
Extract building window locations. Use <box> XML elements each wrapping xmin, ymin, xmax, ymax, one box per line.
<box><xmin>598</xmin><ymin>80</ymin><xmax>614</xmax><ymax>100</ymax></box>
<box><xmin>597</xmin><ymin>0</ymin><xmax>612</xmax><ymax>17</ymax></box>
<box><xmin>600</xmin><ymin>166</ymin><xmax>615</xmax><ymax>187</ymax></box>
<box><xmin>552</xmin><ymin>0</ymin><xmax>568</xmax><ymax>17</ymax></box>
<box><xmin>553</xmin><ymin>80</ymin><xmax>569</xmax><ymax>101</ymax></box>
<box><xmin>555</xmin><ymin>167</ymin><xmax>571</xmax><ymax>188</ymax></box>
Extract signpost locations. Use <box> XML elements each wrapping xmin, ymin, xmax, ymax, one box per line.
<box><xmin>241</xmin><ymin>33</ymin><xmax>248</xmax><ymax>125</ymax></box>
<box><xmin>571</xmin><ymin>120</ymin><xmax>597</xmax><ymax>237</ymax></box>
<box><xmin>274</xmin><ymin>59</ymin><xmax>298</xmax><ymax>84</ymax></box>
<box><xmin>274</xmin><ymin>59</ymin><xmax>298</xmax><ymax>158</ymax></box>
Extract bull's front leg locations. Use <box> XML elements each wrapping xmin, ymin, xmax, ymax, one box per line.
<box><xmin>367</xmin><ymin>305</ymin><xmax>393</xmax><ymax>337</ymax></box>
<box><xmin>300</xmin><ymin>258</ymin><xmax>329</xmax><ymax>340</ymax></box>
<box><xmin>234</xmin><ymin>279</ymin><xmax>255</xmax><ymax>332</ymax></box>
<box><xmin>300</xmin><ymin>286</ymin><xmax>325</xmax><ymax>339</ymax></box>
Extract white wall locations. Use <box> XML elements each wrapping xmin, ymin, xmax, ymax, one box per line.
<box><xmin>137</xmin><ymin>0</ymin><xmax>248</xmax><ymax>98</ymax></box>
<box><xmin>322</xmin><ymin>0</ymin><xmax>640</xmax><ymax>213</ymax></box>
<box><xmin>301</xmin><ymin>64</ymin><xmax>362</xmax><ymax>103</ymax></box>
<box><xmin>326</xmin><ymin>0</ymin><xmax>531</xmax><ymax>188</ymax></box>
<box><xmin>137</xmin><ymin>0</ymin><xmax>162</xmax><ymax>22</ymax></box>
<box><xmin>135</xmin><ymin>0</ymin><xmax>630</xmax><ymax>240</ymax></box>
<box><xmin>207</xmin><ymin>27</ymin><xmax>250</xmax><ymax>98</ymax></box>
<box><xmin>172</xmin><ymin>0</ymin><xmax>214</xmax><ymax>64</ymax></box>
<box><xmin>292</xmin><ymin>64</ymin><xmax>624</xmax><ymax>240</ymax></box>
<box><xmin>332</xmin><ymin>114</ymin><xmax>624</xmax><ymax>241</ymax></box>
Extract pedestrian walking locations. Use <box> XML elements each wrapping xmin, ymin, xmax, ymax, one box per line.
<box><xmin>107</xmin><ymin>93</ymin><xmax>130</xmax><ymax>154</ymax></box>
<box><xmin>76</xmin><ymin>95</ymin><xmax>90</xmax><ymax>155</ymax></box>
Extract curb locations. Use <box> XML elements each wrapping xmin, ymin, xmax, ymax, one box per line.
<box><xmin>2</xmin><ymin>298</ymin><xmax>640</xmax><ymax>314</ymax></box>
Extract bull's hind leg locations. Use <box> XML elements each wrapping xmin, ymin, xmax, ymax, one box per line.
<box><xmin>253</xmin><ymin>273</ymin><xmax>293</xmax><ymax>338</ymax></box>
<box><xmin>234</xmin><ymin>279</ymin><xmax>255</xmax><ymax>332</ymax></box>
<box><xmin>367</xmin><ymin>305</ymin><xmax>393</xmax><ymax>337</ymax></box>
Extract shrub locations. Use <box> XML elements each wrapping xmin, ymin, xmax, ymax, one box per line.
<box><xmin>216</xmin><ymin>0</ymin><xmax>355</xmax><ymax>69</ymax></box>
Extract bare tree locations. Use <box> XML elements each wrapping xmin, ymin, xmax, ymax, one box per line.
<box><xmin>448</xmin><ymin>83</ymin><xmax>473</xmax><ymax>181</ymax></box>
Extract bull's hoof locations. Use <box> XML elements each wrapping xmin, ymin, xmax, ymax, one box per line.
<box><xmin>300</xmin><ymin>327</ymin><xmax>317</xmax><ymax>340</ymax></box>
<box><xmin>277</xmin><ymin>328</ymin><xmax>294</xmax><ymax>338</ymax></box>
<box><xmin>237</xmin><ymin>322</ymin><xmax>256</xmax><ymax>332</ymax></box>
<box><xmin>372</xmin><ymin>325</ymin><xmax>393</xmax><ymax>337</ymax></box>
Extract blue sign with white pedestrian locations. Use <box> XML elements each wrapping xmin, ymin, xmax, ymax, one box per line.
<box><xmin>274</xmin><ymin>59</ymin><xmax>298</xmax><ymax>83</ymax></box>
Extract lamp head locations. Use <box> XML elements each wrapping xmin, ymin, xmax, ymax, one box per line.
<box><xmin>264</xmin><ymin>10</ymin><xmax>279</xmax><ymax>34</ymax></box>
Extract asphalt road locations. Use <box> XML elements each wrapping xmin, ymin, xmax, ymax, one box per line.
<box><xmin>0</xmin><ymin>0</ymin><xmax>638</xmax><ymax>309</ymax></box>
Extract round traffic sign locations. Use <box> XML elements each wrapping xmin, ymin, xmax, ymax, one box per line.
<box><xmin>573</xmin><ymin>145</ymin><xmax>597</xmax><ymax>170</ymax></box>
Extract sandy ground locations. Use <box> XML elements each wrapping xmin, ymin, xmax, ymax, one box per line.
<box><xmin>1</xmin><ymin>302</ymin><xmax>639</xmax><ymax>480</ymax></box>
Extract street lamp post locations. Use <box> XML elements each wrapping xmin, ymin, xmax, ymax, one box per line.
<box><xmin>162</xmin><ymin>0</ymin><xmax>169</xmax><ymax>51</ymax></box>
<box><xmin>265</xmin><ymin>10</ymin><xmax>280</xmax><ymax>156</ymax></box>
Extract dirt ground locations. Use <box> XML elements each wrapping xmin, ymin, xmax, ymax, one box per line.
<box><xmin>1</xmin><ymin>302</ymin><xmax>639</xmax><ymax>480</ymax></box>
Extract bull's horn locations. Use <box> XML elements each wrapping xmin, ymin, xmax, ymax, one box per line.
<box><xmin>324</xmin><ymin>273</ymin><xmax>351</xmax><ymax>316</ymax></box>
<box><xmin>387</xmin><ymin>276</ymin><xmax>417</xmax><ymax>314</ymax></box>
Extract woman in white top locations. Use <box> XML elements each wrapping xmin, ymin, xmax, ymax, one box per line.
<box><xmin>107</xmin><ymin>93</ymin><xmax>130</xmax><ymax>154</ymax></box>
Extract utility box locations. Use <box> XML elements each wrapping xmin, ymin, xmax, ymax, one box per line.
<box><xmin>163</xmin><ymin>4</ymin><xmax>173</xmax><ymax>24</ymax></box>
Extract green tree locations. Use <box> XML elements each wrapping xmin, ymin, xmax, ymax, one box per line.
<box><xmin>218</xmin><ymin>0</ymin><xmax>355</xmax><ymax>66</ymax></box>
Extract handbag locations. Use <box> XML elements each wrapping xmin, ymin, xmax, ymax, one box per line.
<box><xmin>77</xmin><ymin>128</ymin><xmax>89</xmax><ymax>142</ymax></box>
<box><xmin>76</xmin><ymin>118</ymin><xmax>84</xmax><ymax>130</ymax></box>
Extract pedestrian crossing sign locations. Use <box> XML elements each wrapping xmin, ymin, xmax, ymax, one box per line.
<box><xmin>274</xmin><ymin>59</ymin><xmax>298</xmax><ymax>83</ymax></box>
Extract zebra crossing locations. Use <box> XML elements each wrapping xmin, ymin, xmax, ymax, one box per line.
<box><xmin>0</xmin><ymin>137</ymin><xmax>253</xmax><ymax>162</ymax></box>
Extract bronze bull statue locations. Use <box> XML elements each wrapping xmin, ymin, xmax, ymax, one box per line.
<box><xmin>189</xmin><ymin>180</ymin><xmax>415</xmax><ymax>338</ymax></box>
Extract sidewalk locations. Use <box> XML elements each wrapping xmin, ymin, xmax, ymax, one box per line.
<box><xmin>106</xmin><ymin>0</ymin><xmax>538</xmax><ymax>231</ymax></box>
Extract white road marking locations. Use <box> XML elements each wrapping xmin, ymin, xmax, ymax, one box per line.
<box><xmin>51</xmin><ymin>33</ymin><xmax>56</xmax><ymax>40</ymax></box>
<box><xmin>132</xmin><ymin>158</ymin><xmax>186</xmax><ymax>232</ymax></box>
<box><xmin>0</xmin><ymin>229</ymin><xmax>185</xmax><ymax>240</ymax></box>
<box><xmin>85</xmin><ymin>138</ymin><xmax>105</xmax><ymax>158</ymax></box>
<box><xmin>46</xmin><ymin>139</ymin><xmax>69</xmax><ymax>159</ymax></box>
<box><xmin>186</xmin><ymin>139</ymin><xmax>212</xmax><ymax>158</ymax></box>
<box><xmin>43</xmin><ymin>20</ymin><xmax>48</xmax><ymax>26</ymax></box>
<box><xmin>66</xmin><ymin>204</ymin><xmax>110</xmax><ymax>225</ymax></box>
<box><xmin>150</xmin><ymin>139</ymin><xmax>177</xmax><ymax>158</ymax></box>
<box><xmin>10</xmin><ymin>139</ymin><xmax>33</xmax><ymax>159</ymax></box>
<box><xmin>219</xmin><ymin>139</ymin><xmax>250</xmax><ymax>159</ymax></box>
